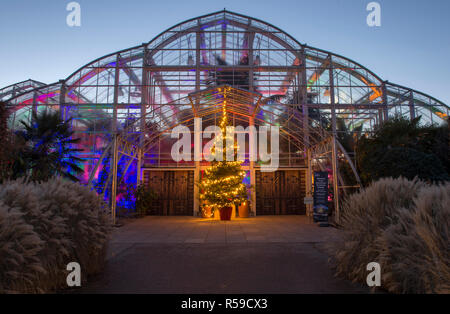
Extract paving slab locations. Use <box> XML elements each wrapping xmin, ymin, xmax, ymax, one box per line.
<box><xmin>81</xmin><ymin>216</ymin><xmax>369</xmax><ymax>294</ymax></box>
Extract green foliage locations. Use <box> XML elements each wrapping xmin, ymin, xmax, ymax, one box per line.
<box><xmin>0</xmin><ymin>102</ymin><xmax>7</xmax><ymax>146</ymax></box>
<box><xmin>377</xmin><ymin>147</ymin><xmax>448</xmax><ymax>182</ymax></box>
<box><xmin>14</xmin><ymin>110</ymin><xmax>84</xmax><ymax>181</ymax></box>
<box><xmin>134</xmin><ymin>184</ymin><xmax>158</xmax><ymax>217</ymax></box>
<box><xmin>357</xmin><ymin>116</ymin><xmax>449</xmax><ymax>185</ymax></box>
<box><xmin>419</xmin><ymin>123</ymin><xmax>450</xmax><ymax>174</ymax></box>
<box><xmin>198</xmin><ymin>106</ymin><xmax>249</xmax><ymax>209</ymax></box>
<box><xmin>198</xmin><ymin>160</ymin><xmax>248</xmax><ymax>209</ymax></box>
<box><xmin>334</xmin><ymin>118</ymin><xmax>363</xmax><ymax>153</ymax></box>
<box><xmin>338</xmin><ymin>160</ymin><xmax>358</xmax><ymax>186</ymax></box>
<box><xmin>0</xmin><ymin>102</ymin><xmax>10</xmax><ymax>182</ymax></box>
<box><xmin>0</xmin><ymin>102</ymin><xmax>27</xmax><ymax>183</ymax></box>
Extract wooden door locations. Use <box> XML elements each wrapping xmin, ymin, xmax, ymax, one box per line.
<box><xmin>143</xmin><ymin>170</ymin><xmax>194</xmax><ymax>215</ymax></box>
<box><xmin>255</xmin><ymin>170</ymin><xmax>306</xmax><ymax>215</ymax></box>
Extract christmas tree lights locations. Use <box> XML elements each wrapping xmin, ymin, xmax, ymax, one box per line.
<box><xmin>198</xmin><ymin>88</ymin><xmax>249</xmax><ymax>216</ymax></box>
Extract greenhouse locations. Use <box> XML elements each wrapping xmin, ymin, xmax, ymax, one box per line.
<box><xmin>1</xmin><ymin>10</ymin><xmax>449</xmax><ymax>220</ymax></box>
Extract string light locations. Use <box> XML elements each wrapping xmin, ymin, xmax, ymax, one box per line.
<box><xmin>199</xmin><ymin>89</ymin><xmax>249</xmax><ymax>212</ymax></box>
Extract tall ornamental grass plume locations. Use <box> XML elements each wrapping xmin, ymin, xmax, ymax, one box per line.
<box><xmin>37</xmin><ymin>179</ymin><xmax>112</xmax><ymax>276</ymax></box>
<box><xmin>0</xmin><ymin>204</ymin><xmax>44</xmax><ymax>293</ymax></box>
<box><xmin>378</xmin><ymin>183</ymin><xmax>450</xmax><ymax>293</ymax></box>
<box><xmin>332</xmin><ymin>177</ymin><xmax>450</xmax><ymax>294</ymax></box>
<box><xmin>0</xmin><ymin>178</ymin><xmax>112</xmax><ymax>293</ymax></box>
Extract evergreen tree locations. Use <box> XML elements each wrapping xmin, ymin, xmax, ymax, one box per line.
<box><xmin>356</xmin><ymin>116</ymin><xmax>449</xmax><ymax>184</ymax></box>
<box><xmin>198</xmin><ymin>94</ymin><xmax>248</xmax><ymax>213</ymax></box>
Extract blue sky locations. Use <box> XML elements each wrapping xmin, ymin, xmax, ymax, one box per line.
<box><xmin>0</xmin><ymin>0</ymin><xmax>449</xmax><ymax>104</ymax></box>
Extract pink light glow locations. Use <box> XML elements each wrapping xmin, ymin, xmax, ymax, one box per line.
<box><xmin>82</xmin><ymin>164</ymin><xmax>90</xmax><ymax>182</ymax></box>
<box><xmin>36</xmin><ymin>92</ymin><xmax>57</xmax><ymax>102</ymax></box>
<box><xmin>95</xmin><ymin>164</ymin><xmax>102</xmax><ymax>180</ymax></box>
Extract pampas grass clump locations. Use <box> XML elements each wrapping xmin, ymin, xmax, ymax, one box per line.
<box><xmin>0</xmin><ymin>178</ymin><xmax>112</xmax><ymax>293</ymax></box>
<box><xmin>333</xmin><ymin>177</ymin><xmax>450</xmax><ymax>293</ymax></box>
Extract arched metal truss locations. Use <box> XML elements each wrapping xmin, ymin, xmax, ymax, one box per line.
<box><xmin>87</xmin><ymin>85</ymin><xmax>360</xmax><ymax>222</ymax></box>
<box><xmin>2</xmin><ymin>10</ymin><xmax>448</xmax><ymax>220</ymax></box>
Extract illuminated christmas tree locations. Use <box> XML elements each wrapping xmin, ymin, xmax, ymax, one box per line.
<box><xmin>199</xmin><ymin>93</ymin><xmax>248</xmax><ymax>220</ymax></box>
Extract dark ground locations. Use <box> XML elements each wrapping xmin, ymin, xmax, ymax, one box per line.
<box><xmin>73</xmin><ymin>216</ymin><xmax>369</xmax><ymax>294</ymax></box>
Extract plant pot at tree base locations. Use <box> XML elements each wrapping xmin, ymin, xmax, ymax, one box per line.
<box><xmin>238</xmin><ymin>202</ymin><xmax>249</xmax><ymax>218</ymax></box>
<box><xmin>219</xmin><ymin>206</ymin><xmax>233</xmax><ymax>221</ymax></box>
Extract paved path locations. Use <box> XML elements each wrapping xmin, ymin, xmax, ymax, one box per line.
<box><xmin>79</xmin><ymin>216</ymin><xmax>369</xmax><ymax>293</ymax></box>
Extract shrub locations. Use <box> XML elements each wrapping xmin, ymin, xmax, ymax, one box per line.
<box><xmin>377</xmin><ymin>147</ymin><xmax>449</xmax><ymax>182</ymax></box>
<box><xmin>356</xmin><ymin>116</ymin><xmax>449</xmax><ymax>185</ymax></box>
<box><xmin>134</xmin><ymin>184</ymin><xmax>157</xmax><ymax>217</ymax></box>
<box><xmin>0</xmin><ymin>178</ymin><xmax>111</xmax><ymax>293</ymax></box>
<box><xmin>0</xmin><ymin>101</ymin><xmax>16</xmax><ymax>182</ymax></box>
<box><xmin>332</xmin><ymin>177</ymin><xmax>450</xmax><ymax>293</ymax></box>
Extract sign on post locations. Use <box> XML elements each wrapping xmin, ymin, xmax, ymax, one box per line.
<box><xmin>313</xmin><ymin>171</ymin><xmax>329</xmax><ymax>223</ymax></box>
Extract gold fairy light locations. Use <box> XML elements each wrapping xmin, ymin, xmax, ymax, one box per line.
<box><xmin>198</xmin><ymin>100</ymin><xmax>249</xmax><ymax>212</ymax></box>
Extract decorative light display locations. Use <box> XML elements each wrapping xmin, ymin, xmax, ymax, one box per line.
<box><xmin>198</xmin><ymin>88</ymin><xmax>248</xmax><ymax>212</ymax></box>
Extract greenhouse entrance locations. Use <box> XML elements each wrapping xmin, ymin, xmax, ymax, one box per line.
<box><xmin>255</xmin><ymin>170</ymin><xmax>307</xmax><ymax>215</ymax></box>
<box><xmin>142</xmin><ymin>168</ymin><xmax>308</xmax><ymax>216</ymax></box>
<box><xmin>4</xmin><ymin>10</ymin><xmax>448</xmax><ymax>223</ymax></box>
<box><xmin>86</xmin><ymin>85</ymin><xmax>360</xmax><ymax>223</ymax></box>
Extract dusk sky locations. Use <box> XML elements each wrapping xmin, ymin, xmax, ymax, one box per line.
<box><xmin>1</xmin><ymin>0</ymin><xmax>449</xmax><ymax>104</ymax></box>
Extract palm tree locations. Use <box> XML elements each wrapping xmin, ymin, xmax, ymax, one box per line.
<box><xmin>15</xmin><ymin>110</ymin><xmax>84</xmax><ymax>181</ymax></box>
